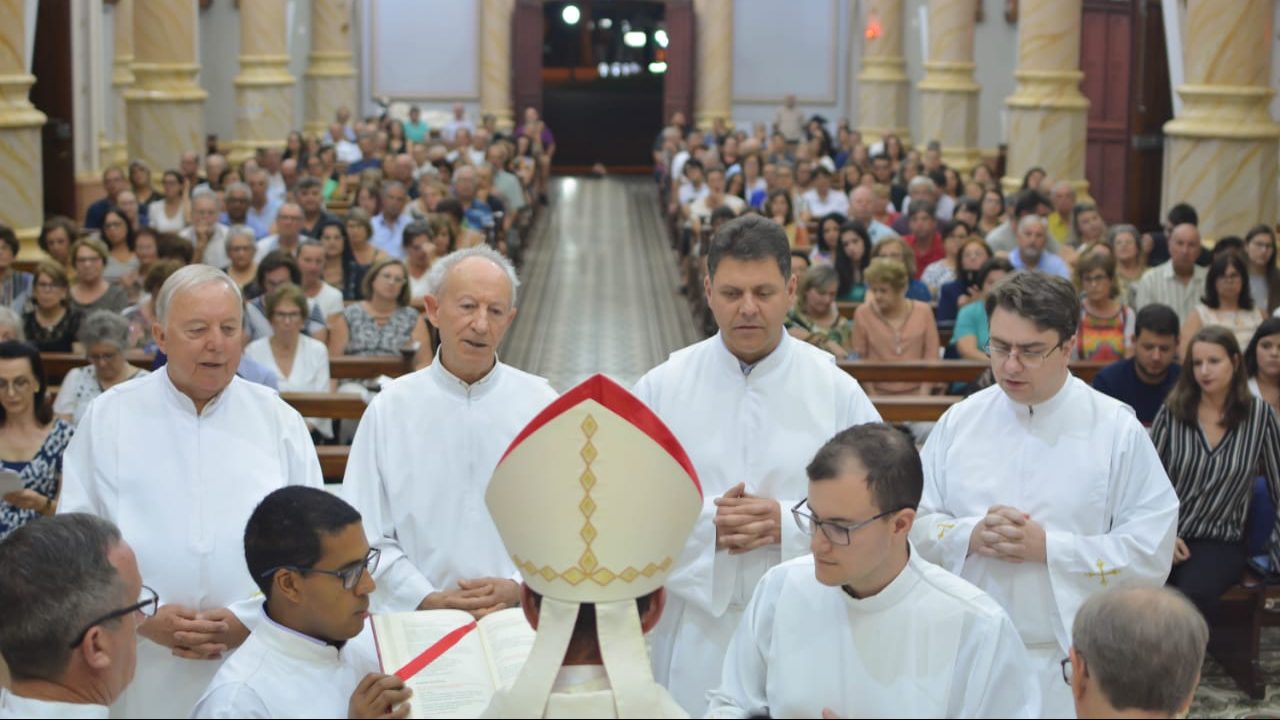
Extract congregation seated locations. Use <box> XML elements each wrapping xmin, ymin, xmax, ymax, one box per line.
<box><xmin>851</xmin><ymin>258</ymin><xmax>940</xmax><ymax>395</ymax></box>
<box><xmin>178</xmin><ymin>187</ymin><xmax>231</xmax><ymax>269</ymax></box>
<box><xmin>53</xmin><ymin>311</ymin><xmax>148</xmax><ymax>427</ymax></box>
<box><xmin>327</xmin><ymin>258</ymin><xmax>419</xmax><ymax>360</ymax></box>
<box><xmin>244</xmin><ymin>251</ymin><xmax>329</xmax><ymax>344</ymax></box>
<box><xmin>1073</xmin><ymin>252</ymin><xmax>1134</xmax><ymax>362</ymax></box>
<box><xmin>255</xmin><ymin>201</ymin><xmax>307</xmax><ymax>263</ymax></box>
<box><xmin>223</xmin><ymin>224</ymin><xmax>258</xmax><ymax>290</ymax></box>
<box><xmin>785</xmin><ymin>264</ymin><xmax>852</xmax><ymax>359</ymax></box>
<box><xmin>765</xmin><ymin>188</ymin><xmax>808</xmax><ymax>250</ymax></box>
<box><xmin>0</xmin><ymin>225</ymin><xmax>32</xmax><ymax>312</ymax></box>
<box><xmin>69</xmin><ymin>238</ymin><xmax>129</xmax><ymax>315</ymax></box>
<box><xmin>0</xmin><ymin>341</ymin><xmax>74</xmax><ymax>540</ymax></box>
<box><xmin>24</xmin><ymin>261</ymin><xmax>82</xmax><ymax>353</ymax></box>
<box><xmin>935</xmin><ymin>237</ymin><xmax>994</xmax><ymax>323</ymax></box>
<box><xmin>809</xmin><ymin>212</ymin><xmax>844</xmax><ymax>265</ymax></box>
<box><xmin>1008</xmin><ymin>214</ymin><xmax>1070</xmax><ymax>279</ymax></box>
<box><xmin>867</xmin><ymin>236</ymin><xmax>931</xmax><ymax>302</ymax></box>
<box><xmin>1109</xmin><ymin>223</ymin><xmax>1146</xmax><ymax>306</ymax></box>
<box><xmin>1091</xmin><ymin>303</ymin><xmax>1181</xmax><ymax>426</ymax></box>
<box><xmin>901</xmin><ymin>200</ymin><xmax>946</xmax><ymax>282</ymax></box>
<box><xmin>950</xmin><ymin>258</ymin><xmax>1014</xmax><ymax>361</ymax></box>
<box><xmin>121</xmin><ymin>259</ymin><xmax>182</xmax><ymax>352</ymax></box>
<box><xmin>833</xmin><ymin>220</ymin><xmax>871</xmax><ymax>302</ymax></box>
<box><xmin>920</xmin><ymin>219</ymin><xmax>972</xmax><ymax>300</ymax></box>
<box><xmin>148</xmin><ymin>169</ymin><xmax>190</xmax><ymax>232</ymax></box>
<box><xmin>97</xmin><ymin>207</ymin><xmax>138</xmax><ymax>287</ymax></box>
<box><xmin>1179</xmin><ymin>251</ymin><xmax>1267</xmax><ymax>356</ymax></box>
<box><xmin>1244</xmin><ymin>224</ymin><xmax>1280</xmax><ymax>315</ymax></box>
<box><xmin>0</xmin><ymin>307</ymin><xmax>21</xmax><ymax>343</ymax></box>
<box><xmin>1153</xmin><ymin>326</ymin><xmax>1280</xmax><ymax>616</ymax></box>
<box><xmin>1246</xmin><ymin>318</ymin><xmax>1280</xmax><ymax>415</ymax></box>
<box><xmin>37</xmin><ymin>216</ymin><xmax>77</xmax><ymax>278</ymax></box>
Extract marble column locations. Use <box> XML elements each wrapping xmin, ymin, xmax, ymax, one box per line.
<box><xmin>856</xmin><ymin>0</ymin><xmax>910</xmax><ymax>146</ymax></box>
<box><xmin>305</xmin><ymin>0</ymin><xmax>357</xmax><ymax>137</ymax></box>
<box><xmin>1162</xmin><ymin>0</ymin><xmax>1279</xmax><ymax>242</ymax></box>
<box><xmin>693</xmin><ymin>0</ymin><xmax>732</xmax><ymax>131</ymax></box>
<box><xmin>1000</xmin><ymin>0</ymin><xmax>1089</xmax><ymax>195</ymax></box>
<box><xmin>126</xmin><ymin>0</ymin><xmax>206</xmax><ymax>176</ymax></box>
<box><xmin>479</xmin><ymin>0</ymin><xmax>515</xmax><ymax>131</ymax></box>
<box><xmin>231</xmin><ymin>0</ymin><xmax>296</xmax><ymax>163</ymax></box>
<box><xmin>0</xmin><ymin>0</ymin><xmax>47</xmax><ymax>252</ymax></box>
<box><xmin>917</xmin><ymin>0</ymin><xmax>981</xmax><ymax>170</ymax></box>
<box><xmin>106</xmin><ymin>0</ymin><xmax>134</xmax><ymax>168</ymax></box>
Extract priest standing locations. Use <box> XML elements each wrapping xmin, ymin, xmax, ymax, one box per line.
<box><xmin>634</xmin><ymin>215</ymin><xmax>881</xmax><ymax>715</ymax></box>
<box><xmin>59</xmin><ymin>265</ymin><xmax>324</xmax><ymax>719</ymax></box>
<box><xmin>344</xmin><ymin>246</ymin><xmax>557</xmax><ymax>615</ymax></box>
<box><xmin>910</xmin><ymin>271</ymin><xmax>1177</xmax><ymax>717</ymax></box>
<box><xmin>707</xmin><ymin>424</ymin><xmax>1039</xmax><ymax>718</ymax></box>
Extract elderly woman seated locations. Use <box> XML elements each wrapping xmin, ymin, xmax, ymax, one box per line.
<box><xmin>22</xmin><ymin>261</ymin><xmax>82</xmax><ymax>353</ymax></box>
<box><xmin>245</xmin><ymin>283</ymin><xmax>333</xmax><ymax>440</ymax></box>
<box><xmin>53</xmin><ymin>311</ymin><xmax>149</xmax><ymax>426</ymax></box>
<box><xmin>851</xmin><ymin>257</ymin><xmax>940</xmax><ymax>395</ymax></box>
<box><xmin>0</xmin><ymin>307</ymin><xmax>22</xmax><ymax>343</ymax></box>
<box><xmin>785</xmin><ymin>264</ymin><xmax>852</xmax><ymax>358</ymax></box>
<box><xmin>328</xmin><ymin>258</ymin><xmax>420</xmax><ymax>359</ymax></box>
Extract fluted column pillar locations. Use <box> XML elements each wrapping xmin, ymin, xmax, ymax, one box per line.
<box><xmin>126</xmin><ymin>0</ymin><xmax>205</xmax><ymax>176</ymax></box>
<box><xmin>231</xmin><ymin>0</ymin><xmax>295</xmax><ymax>163</ymax></box>
<box><xmin>106</xmin><ymin>0</ymin><xmax>134</xmax><ymax>167</ymax></box>
<box><xmin>1162</xmin><ymin>0</ymin><xmax>1279</xmax><ymax>242</ymax></box>
<box><xmin>480</xmin><ymin>0</ymin><xmax>515</xmax><ymax>131</ymax></box>
<box><xmin>857</xmin><ymin>0</ymin><xmax>910</xmax><ymax>145</ymax></box>
<box><xmin>305</xmin><ymin>0</ymin><xmax>357</xmax><ymax>137</ymax></box>
<box><xmin>693</xmin><ymin>0</ymin><xmax>731</xmax><ymax>130</ymax></box>
<box><xmin>1000</xmin><ymin>0</ymin><xmax>1089</xmax><ymax>195</ymax></box>
<box><xmin>918</xmin><ymin>0</ymin><xmax>981</xmax><ymax>169</ymax></box>
<box><xmin>0</xmin><ymin>0</ymin><xmax>47</xmax><ymax>254</ymax></box>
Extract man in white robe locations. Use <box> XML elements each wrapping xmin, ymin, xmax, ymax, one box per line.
<box><xmin>483</xmin><ymin>374</ymin><xmax>698</xmax><ymax>718</ymax></box>
<box><xmin>910</xmin><ymin>271</ymin><xmax>1178</xmax><ymax>718</ymax></box>
<box><xmin>191</xmin><ymin>487</ymin><xmax>410</xmax><ymax>718</ymax></box>
<box><xmin>60</xmin><ymin>266</ymin><xmax>323</xmax><ymax>719</ymax></box>
<box><xmin>0</xmin><ymin>515</ymin><xmax>145</xmax><ymax>720</ymax></box>
<box><xmin>708</xmin><ymin>424</ymin><xmax>1039</xmax><ymax>718</ymax></box>
<box><xmin>345</xmin><ymin>246</ymin><xmax>557</xmax><ymax>615</ymax></box>
<box><xmin>634</xmin><ymin>215</ymin><xmax>881</xmax><ymax>715</ymax></box>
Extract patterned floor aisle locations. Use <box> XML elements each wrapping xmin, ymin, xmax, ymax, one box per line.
<box><xmin>502</xmin><ymin>176</ymin><xmax>702</xmax><ymax>390</ymax></box>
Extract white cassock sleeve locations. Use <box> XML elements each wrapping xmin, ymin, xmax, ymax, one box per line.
<box><xmin>703</xmin><ymin>567</ymin><xmax>777</xmax><ymax>719</ymax></box>
<box><xmin>342</xmin><ymin>398</ymin><xmax>437</xmax><ymax>610</ymax></box>
<box><xmin>1041</xmin><ymin>418</ymin><xmax>1177</xmax><ymax>645</ymax></box>
<box><xmin>912</xmin><ymin>413</ymin><xmax>984</xmax><ymax>574</ymax></box>
<box><xmin>949</xmin><ymin>611</ymin><xmax>1041</xmax><ymax>718</ymax></box>
<box><xmin>189</xmin><ymin>684</ymin><xmax>271</xmax><ymax>719</ymax></box>
<box><xmin>58</xmin><ymin>399</ymin><xmax>110</xmax><ymax>518</ymax></box>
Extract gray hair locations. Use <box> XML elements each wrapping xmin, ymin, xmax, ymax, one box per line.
<box><xmin>1107</xmin><ymin>223</ymin><xmax>1140</xmax><ymax>244</ymax></box>
<box><xmin>0</xmin><ymin>306</ymin><xmax>23</xmax><ymax>342</ymax></box>
<box><xmin>77</xmin><ymin>310</ymin><xmax>131</xmax><ymax>350</ymax></box>
<box><xmin>424</xmin><ymin>245</ymin><xmax>520</xmax><ymax>306</ymax></box>
<box><xmin>190</xmin><ymin>186</ymin><xmax>220</xmax><ymax>209</ymax></box>
<box><xmin>0</xmin><ymin>514</ymin><xmax>126</xmax><ymax>681</ymax></box>
<box><xmin>1017</xmin><ymin>213</ymin><xmax>1048</xmax><ymax>234</ymax></box>
<box><xmin>225</xmin><ymin>181</ymin><xmax>251</xmax><ymax>200</ymax></box>
<box><xmin>985</xmin><ymin>268</ymin><xmax>1080</xmax><ymax>342</ymax></box>
<box><xmin>228</xmin><ymin>224</ymin><xmax>257</xmax><ymax>245</ymax></box>
<box><xmin>907</xmin><ymin>175</ymin><xmax>937</xmax><ymax>192</ymax></box>
<box><xmin>156</xmin><ymin>264</ymin><xmax>243</xmax><ymax>326</ymax></box>
<box><xmin>1072</xmin><ymin>586</ymin><xmax>1208</xmax><ymax>715</ymax></box>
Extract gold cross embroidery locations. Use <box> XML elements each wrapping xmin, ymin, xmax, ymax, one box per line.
<box><xmin>936</xmin><ymin>522</ymin><xmax>956</xmax><ymax>539</ymax></box>
<box><xmin>1085</xmin><ymin>559</ymin><xmax>1121</xmax><ymax>586</ymax></box>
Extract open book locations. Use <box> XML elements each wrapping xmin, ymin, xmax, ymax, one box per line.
<box><xmin>371</xmin><ymin>608</ymin><xmax>536</xmax><ymax>719</ymax></box>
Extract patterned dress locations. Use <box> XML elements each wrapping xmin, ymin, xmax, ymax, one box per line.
<box><xmin>341</xmin><ymin>304</ymin><xmax>419</xmax><ymax>356</ymax></box>
<box><xmin>0</xmin><ymin>419</ymin><xmax>75</xmax><ymax>540</ymax></box>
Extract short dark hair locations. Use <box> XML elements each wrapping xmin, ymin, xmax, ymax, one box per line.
<box><xmin>707</xmin><ymin>214</ymin><xmax>790</xmax><ymax>280</ymax></box>
<box><xmin>907</xmin><ymin>200</ymin><xmax>936</xmax><ymax>219</ymax></box>
<box><xmin>296</xmin><ymin>176</ymin><xmax>323</xmax><ymax>193</ymax></box>
<box><xmin>985</xmin><ymin>271</ymin><xmax>1080</xmax><ymax>343</ymax></box>
<box><xmin>1245</xmin><ymin>318</ymin><xmax>1280</xmax><ymax>379</ymax></box>
<box><xmin>244</xmin><ymin>486</ymin><xmax>363</xmax><ymax>599</ymax></box>
<box><xmin>403</xmin><ymin>220</ymin><xmax>432</xmax><ymax>247</ymax></box>
<box><xmin>1134</xmin><ymin>304</ymin><xmax>1180</xmax><ymax>339</ymax></box>
<box><xmin>1167</xmin><ymin>202</ymin><xmax>1198</xmax><ymax>227</ymax></box>
<box><xmin>256</xmin><ymin>250</ymin><xmax>302</xmax><ymax>288</ymax></box>
<box><xmin>806</xmin><ymin>423</ymin><xmax>922</xmax><ymax>513</ymax></box>
<box><xmin>1013</xmin><ymin>190</ymin><xmax>1050</xmax><ymax>219</ymax></box>
<box><xmin>976</xmin><ymin>257</ymin><xmax>1015</xmax><ymax>289</ymax></box>
<box><xmin>1212</xmin><ymin>235</ymin><xmax>1244</xmax><ymax>258</ymax></box>
<box><xmin>0</xmin><ymin>224</ymin><xmax>19</xmax><ymax>256</ymax></box>
<box><xmin>1202</xmin><ymin>251</ymin><xmax>1253</xmax><ymax>310</ymax></box>
<box><xmin>0</xmin><ymin>514</ymin><xmax>125</xmax><ymax>681</ymax></box>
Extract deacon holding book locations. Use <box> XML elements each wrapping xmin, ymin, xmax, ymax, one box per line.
<box><xmin>483</xmin><ymin>374</ymin><xmax>701</xmax><ymax>718</ymax></box>
<box><xmin>191</xmin><ymin>487</ymin><xmax>410</xmax><ymax>718</ymax></box>
<box><xmin>345</xmin><ymin>246</ymin><xmax>557</xmax><ymax>615</ymax></box>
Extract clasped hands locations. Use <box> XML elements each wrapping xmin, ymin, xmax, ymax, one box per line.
<box><xmin>967</xmin><ymin>505</ymin><xmax>1047</xmax><ymax>564</ymax></box>
<box><xmin>713</xmin><ymin>482</ymin><xmax>781</xmax><ymax>555</ymax></box>
<box><xmin>418</xmin><ymin>576</ymin><xmax>520</xmax><ymax>619</ymax></box>
<box><xmin>139</xmin><ymin>604</ymin><xmax>249</xmax><ymax>660</ymax></box>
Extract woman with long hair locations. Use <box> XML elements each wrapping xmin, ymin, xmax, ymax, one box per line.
<box><xmin>833</xmin><ymin>220</ymin><xmax>872</xmax><ymax>302</ymax></box>
<box><xmin>1154</xmin><ymin>326</ymin><xmax>1280</xmax><ymax>614</ymax></box>
<box><xmin>1180</xmin><ymin>251</ymin><xmax>1267</xmax><ymax>356</ymax></box>
<box><xmin>1244</xmin><ymin>224</ymin><xmax>1280</xmax><ymax>315</ymax></box>
<box><xmin>1073</xmin><ymin>252</ymin><xmax>1132</xmax><ymax>362</ymax></box>
<box><xmin>1245</xmin><ymin>318</ymin><xmax>1280</xmax><ymax>416</ymax></box>
<box><xmin>0</xmin><ymin>341</ymin><xmax>74</xmax><ymax>539</ymax></box>
<box><xmin>147</xmin><ymin>170</ymin><xmax>189</xmax><ymax>232</ymax></box>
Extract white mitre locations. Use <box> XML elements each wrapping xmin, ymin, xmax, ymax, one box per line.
<box><xmin>484</xmin><ymin>374</ymin><xmax>702</xmax><ymax>718</ymax></box>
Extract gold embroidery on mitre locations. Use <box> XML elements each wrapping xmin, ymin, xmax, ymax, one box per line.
<box><xmin>509</xmin><ymin>412</ymin><xmax>673</xmax><ymax>586</ymax></box>
<box><xmin>1085</xmin><ymin>559</ymin><xmax>1121</xmax><ymax>586</ymax></box>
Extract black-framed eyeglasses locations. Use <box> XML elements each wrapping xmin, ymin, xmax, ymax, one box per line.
<box><xmin>791</xmin><ymin>499</ymin><xmax>901</xmax><ymax>546</ymax></box>
<box><xmin>69</xmin><ymin>585</ymin><xmax>159</xmax><ymax>648</ymax></box>
<box><xmin>1061</xmin><ymin>656</ymin><xmax>1080</xmax><ymax>686</ymax></box>
<box><xmin>260</xmin><ymin>547</ymin><xmax>380</xmax><ymax>591</ymax></box>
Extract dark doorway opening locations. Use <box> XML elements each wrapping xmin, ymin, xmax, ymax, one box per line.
<box><xmin>541</xmin><ymin>1</ymin><xmax>665</xmax><ymax>172</ymax></box>
<box><xmin>31</xmin><ymin>0</ymin><xmax>75</xmax><ymax>220</ymax></box>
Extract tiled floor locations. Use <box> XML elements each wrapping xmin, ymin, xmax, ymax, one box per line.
<box><xmin>502</xmin><ymin>176</ymin><xmax>702</xmax><ymax>391</ymax></box>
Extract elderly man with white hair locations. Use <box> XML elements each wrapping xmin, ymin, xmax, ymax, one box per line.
<box><xmin>179</xmin><ymin>187</ymin><xmax>231</xmax><ymax>268</ymax></box>
<box><xmin>1010</xmin><ymin>214</ymin><xmax>1071</xmax><ymax>279</ymax></box>
<box><xmin>59</xmin><ymin>265</ymin><xmax>323</xmax><ymax>718</ymax></box>
<box><xmin>344</xmin><ymin>246</ymin><xmax>557</xmax><ymax>616</ymax></box>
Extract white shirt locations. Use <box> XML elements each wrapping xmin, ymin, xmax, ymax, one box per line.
<box><xmin>802</xmin><ymin>188</ymin><xmax>850</xmax><ymax>218</ymax></box>
<box><xmin>180</xmin><ymin>223</ymin><xmax>232</xmax><ymax>269</ymax></box>
<box><xmin>254</xmin><ymin>233</ymin><xmax>309</xmax><ymax>264</ymax></box>
<box><xmin>370</xmin><ymin>212</ymin><xmax>412</xmax><ymax>259</ymax></box>
<box><xmin>484</xmin><ymin>666</ymin><xmax>688</xmax><ymax>719</ymax></box>
<box><xmin>59</xmin><ymin>368</ymin><xmax>324</xmax><ymax>718</ymax></box>
<box><xmin>633</xmin><ymin>333</ymin><xmax>882</xmax><ymax>716</ymax></box>
<box><xmin>307</xmin><ymin>282</ymin><xmax>345</xmax><ymax>321</ymax></box>
<box><xmin>0</xmin><ymin>690</ymin><xmax>108</xmax><ymax>719</ymax></box>
<box><xmin>52</xmin><ymin>364</ymin><xmax>149</xmax><ymax>426</ymax></box>
<box><xmin>335</xmin><ymin>139</ymin><xmax>362</xmax><ymax>164</ymax></box>
<box><xmin>707</xmin><ymin>551</ymin><xmax>1040</xmax><ymax>719</ymax></box>
<box><xmin>343</xmin><ymin>358</ymin><xmax>557</xmax><ymax>612</ymax></box>
<box><xmin>910</xmin><ymin>376</ymin><xmax>1178</xmax><ymax>717</ymax></box>
<box><xmin>442</xmin><ymin>118</ymin><xmax>475</xmax><ymax>144</ymax></box>
<box><xmin>190</xmin><ymin>612</ymin><xmax>380</xmax><ymax>719</ymax></box>
<box><xmin>244</xmin><ymin>335</ymin><xmax>333</xmax><ymax>438</ymax></box>
<box><xmin>148</xmin><ymin>200</ymin><xmax>187</xmax><ymax>232</ymax></box>
<box><xmin>408</xmin><ymin>268</ymin><xmax>431</xmax><ymax>305</ymax></box>
<box><xmin>1133</xmin><ymin>262</ymin><xmax>1208</xmax><ymax>323</ymax></box>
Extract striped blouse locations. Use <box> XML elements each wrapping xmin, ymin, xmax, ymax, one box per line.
<box><xmin>1152</xmin><ymin>399</ymin><xmax>1280</xmax><ymax>556</ymax></box>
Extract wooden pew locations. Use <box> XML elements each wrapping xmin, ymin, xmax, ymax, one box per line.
<box><xmin>838</xmin><ymin>360</ymin><xmax>1106</xmax><ymax>385</ymax></box>
<box><xmin>873</xmin><ymin>395</ymin><xmax>964</xmax><ymax>422</ymax></box>
<box><xmin>39</xmin><ymin>352</ymin><xmax>411</xmax><ymax>385</ymax></box>
<box><xmin>1207</xmin><ymin>570</ymin><xmax>1280</xmax><ymax>699</ymax></box>
<box><xmin>280</xmin><ymin>392</ymin><xmax>367</xmax><ymax>420</ymax></box>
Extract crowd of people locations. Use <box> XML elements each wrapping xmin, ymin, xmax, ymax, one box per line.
<box><xmin>0</xmin><ymin>90</ymin><xmax>1276</xmax><ymax>720</ymax></box>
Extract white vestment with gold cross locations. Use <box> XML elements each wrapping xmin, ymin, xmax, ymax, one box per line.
<box><xmin>911</xmin><ymin>375</ymin><xmax>1177</xmax><ymax>718</ymax></box>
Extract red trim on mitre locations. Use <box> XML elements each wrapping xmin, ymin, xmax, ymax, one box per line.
<box><xmin>499</xmin><ymin>374</ymin><xmax>702</xmax><ymax>497</ymax></box>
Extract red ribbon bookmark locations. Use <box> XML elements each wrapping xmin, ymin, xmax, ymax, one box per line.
<box><xmin>394</xmin><ymin>621</ymin><xmax>479</xmax><ymax>682</ymax></box>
